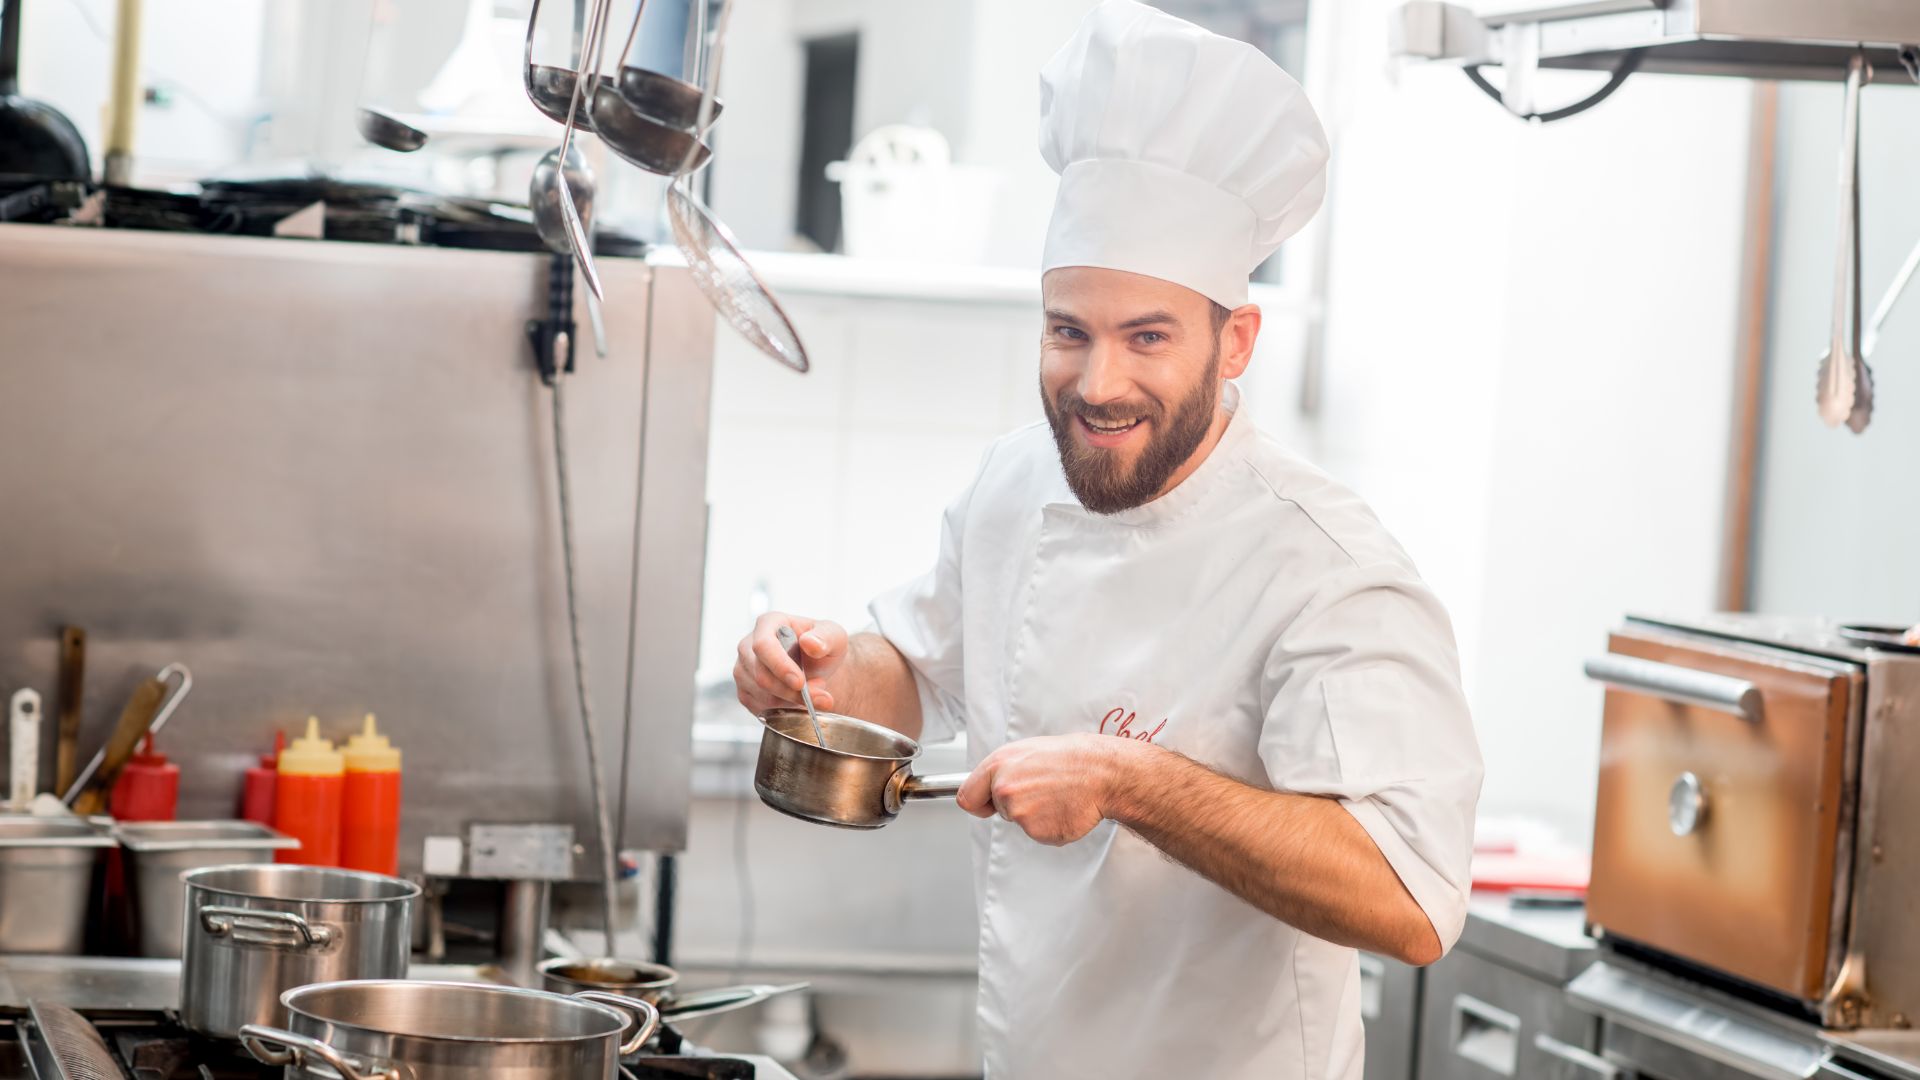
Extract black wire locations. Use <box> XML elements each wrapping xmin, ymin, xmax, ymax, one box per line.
<box><xmin>1464</xmin><ymin>48</ymin><xmax>1646</xmax><ymax>123</ymax></box>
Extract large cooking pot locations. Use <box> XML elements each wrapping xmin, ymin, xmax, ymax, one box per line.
<box><xmin>754</xmin><ymin>708</ymin><xmax>966</xmax><ymax>829</ymax></box>
<box><xmin>181</xmin><ymin>864</ymin><xmax>419</xmax><ymax>1039</ymax></box>
<box><xmin>239</xmin><ymin>980</ymin><xmax>659</xmax><ymax>1080</ymax></box>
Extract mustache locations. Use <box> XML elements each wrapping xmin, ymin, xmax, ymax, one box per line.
<box><xmin>1053</xmin><ymin>393</ymin><xmax>1164</xmax><ymax>424</ymax></box>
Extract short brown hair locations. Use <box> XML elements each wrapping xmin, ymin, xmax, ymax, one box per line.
<box><xmin>1209</xmin><ymin>302</ymin><xmax>1231</xmax><ymax>334</ymax></box>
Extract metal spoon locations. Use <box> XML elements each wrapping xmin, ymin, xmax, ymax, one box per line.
<box><xmin>774</xmin><ymin>626</ymin><xmax>829</xmax><ymax>749</ymax></box>
<box><xmin>356</xmin><ymin>107</ymin><xmax>427</xmax><ymax>152</ymax></box>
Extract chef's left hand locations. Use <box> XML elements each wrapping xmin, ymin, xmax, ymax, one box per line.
<box><xmin>956</xmin><ymin>734</ymin><xmax>1144</xmax><ymax>846</ymax></box>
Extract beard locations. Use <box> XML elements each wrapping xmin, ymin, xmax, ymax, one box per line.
<box><xmin>1041</xmin><ymin>347</ymin><xmax>1222</xmax><ymax>515</ymax></box>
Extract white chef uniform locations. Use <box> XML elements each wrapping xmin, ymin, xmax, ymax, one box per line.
<box><xmin>865</xmin><ymin>3</ymin><xmax>1482</xmax><ymax>1077</ymax></box>
<box><xmin>868</xmin><ymin>387</ymin><xmax>1482</xmax><ymax>1079</ymax></box>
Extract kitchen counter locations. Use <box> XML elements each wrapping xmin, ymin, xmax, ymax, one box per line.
<box><xmin>1827</xmin><ymin>1031</ymin><xmax>1920</xmax><ymax>1079</ymax></box>
<box><xmin>1458</xmin><ymin>893</ymin><xmax>1595</xmax><ymax>980</ymax></box>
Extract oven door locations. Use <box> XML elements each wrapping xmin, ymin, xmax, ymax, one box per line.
<box><xmin>1585</xmin><ymin>625</ymin><xmax>1862</xmax><ymax>1004</ymax></box>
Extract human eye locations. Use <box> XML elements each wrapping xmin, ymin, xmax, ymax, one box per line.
<box><xmin>1053</xmin><ymin>325</ymin><xmax>1088</xmax><ymax>342</ymax></box>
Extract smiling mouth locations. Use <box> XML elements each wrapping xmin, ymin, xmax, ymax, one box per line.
<box><xmin>1076</xmin><ymin>414</ymin><xmax>1144</xmax><ymax>438</ymax></box>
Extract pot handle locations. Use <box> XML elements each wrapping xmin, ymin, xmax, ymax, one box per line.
<box><xmin>201</xmin><ymin>905</ymin><xmax>335</xmax><ymax>949</ymax></box>
<box><xmin>901</xmin><ymin>772</ymin><xmax>967</xmax><ymax>801</ymax></box>
<box><xmin>884</xmin><ymin>770</ymin><xmax>968</xmax><ymax>814</ymax></box>
<box><xmin>572</xmin><ymin>991</ymin><xmax>662</xmax><ymax>1056</ymax></box>
<box><xmin>239</xmin><ymin>1025</ymin><xmax>401</xmax><ymax>1080</ymax></box>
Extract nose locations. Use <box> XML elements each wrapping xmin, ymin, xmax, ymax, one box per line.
<box><xmin>1077</xmin><ymin>339</ymin><xmax>1131</xmax><ymax>405</ymax></box>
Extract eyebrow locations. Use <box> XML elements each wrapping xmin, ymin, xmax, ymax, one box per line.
<box><xmin>1043</xmin><ymin>309</ymin><xmax>1181</xmax><ymax>330</ymax></box>
<box><xmin>1117</xmin><ymin>310</ymin><xmax>1179</xmax><ymax>330</ymax></box>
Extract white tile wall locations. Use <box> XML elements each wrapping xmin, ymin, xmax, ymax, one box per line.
<box><xmin>699</xmin><ymin>282</ymin><xmax>1047</xmax><ymax>689</ymax></box>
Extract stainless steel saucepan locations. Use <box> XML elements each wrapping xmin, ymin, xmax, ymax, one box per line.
<box><xmin>240</xmin><ymin>980</ymin><xmax>658</xmax><ymax>1080</ymax></box>
<box><xmin>538</xmin><ymin>957</ymin><xmax>807</xmax><ymax>1023</ymax></box>
<box><xmin>754</xmin><ymin>708</ymin><xmax>966</xmax><ymax>829</ymax></box>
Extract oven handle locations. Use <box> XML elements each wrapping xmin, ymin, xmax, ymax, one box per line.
<box><xmin>1583</xmin><ymin>655</ymin><xmax>1763</xmax><ymax>722</ymax></box>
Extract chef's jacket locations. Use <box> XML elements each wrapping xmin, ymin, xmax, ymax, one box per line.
<box><xmin>868</xmin><ymin>384</ymin><xmax>1483</xmax><ymax>1079</ymax></box>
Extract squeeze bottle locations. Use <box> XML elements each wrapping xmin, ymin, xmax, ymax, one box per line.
<box><xmin>274</xmin><ymin>718</ymin><xmax>343</xmax><ymax>865</ymax></box>
<box><xmin>340</xmin><ymin>714</ymin><xmax>402</xmax><ymax>875</ymax></box>
<box><xmin>109</xmin><ymin>733</ymin><xmax>179</xmax><ymax>821</ymax></box>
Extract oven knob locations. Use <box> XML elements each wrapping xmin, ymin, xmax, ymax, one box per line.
<box><xmin>1668</xmin><ymin>771</ymin><xmax>1708</xmax><ymax>837</ymax></box>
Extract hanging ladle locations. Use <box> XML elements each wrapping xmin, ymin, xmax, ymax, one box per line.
<box><xmin>523</xmin><ymin>0</ymin><xmax>712</xmax><ymax>177</ymax></box>
<box><xmin>523</xmin><ymin>0</ymin><xmax>613</xmax><ymax>300</ymax></box>
<box><xmin>606</xmin><ymin>0</ymin><xmax>723</xmax><ymax>133</ymax></box>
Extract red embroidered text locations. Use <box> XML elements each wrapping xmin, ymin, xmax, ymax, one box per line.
<box><xmin>1098</xmin><ymin>707</ymin><xmax>1167</xmax><ymax>743</ymax></box>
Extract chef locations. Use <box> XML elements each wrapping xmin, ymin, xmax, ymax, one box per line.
<box><xmin>733</xmin><ymin>2</ymin><xmax>1483</xmax><ymax>1076</ymax></box>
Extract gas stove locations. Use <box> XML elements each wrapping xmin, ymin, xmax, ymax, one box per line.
<box><xmin>0</xmin><ymin>958</ymin><xmax>793</xmax><ymax>1080</ymax></box>
<box><xmin>6</xmin><ymin>1010</ymin><xmax>760</xmax><ymax>1080</ymax></box>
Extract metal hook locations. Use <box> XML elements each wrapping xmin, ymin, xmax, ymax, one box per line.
<box><xmin>59</xmin><ymin>662</ymin><xmax>193</xmax><ymax>805</ymax></box>
<box><xmin>149</xmin><ymin>663</ymin><xmax>192</xmax><ymax>738</ymax></box>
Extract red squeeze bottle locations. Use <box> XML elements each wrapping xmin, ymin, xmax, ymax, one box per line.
<box><xmin>274</xmin><ymin>718</ymin><xmax>343</xmax><ymax>866</ymax></box>
<box><xmin>240</xmin><ymin>730</ymin><xmax>285</xmax><ymax>825</ymax></box>
<box><xmin>339</xmin><ymin>714</ymin><xmax>401</xmax><ymax>875</ymax></box>
<box><xmin>109</xmin><ymin>733</ymin><xmax>179</xmax><ymax>821</ymax></box>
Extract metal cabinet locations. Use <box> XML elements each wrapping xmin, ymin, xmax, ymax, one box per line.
<box><xmin>1362</xmin><ymin>953</ymin><xmax>1421</xmax><ymax>1080</ymax></box>
<box><xmin>1418</xmin><ymin>949</ymin><xmax>1601</xmax><ymax>1080</ymax></box>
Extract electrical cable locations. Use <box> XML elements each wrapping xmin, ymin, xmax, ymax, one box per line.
<box><xmin>550</xmin><ymin>359</ymin><xmax>621</xmax><ymax>949</ymax></box>
<box><xmin>1464</xmin><ymin>48</ymin><xmax>1645</xmax><ymax>123</ymax></box>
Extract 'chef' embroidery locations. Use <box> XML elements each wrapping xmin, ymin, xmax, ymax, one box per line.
<box><xmin>1099</xmin><ymin>707</ymin><xmax>1166</xmax><ymax>743</ymax></box>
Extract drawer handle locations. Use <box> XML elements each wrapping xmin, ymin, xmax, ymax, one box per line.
<box><xmin>200</xmin><ymin>906</ymin><xmax>335</xmax><ymax>950</ymax></box>
<box><xmin>1452</xmin><ymin>993</ymin><xmax>1520</xmax><ymax>1076</ymax></box>
<box><xmin>1583</xmin><ymin>655</ymin><xmax>1763</xmax><ymax>722</ymax></box>
<box><xmin>1536</xmin><ymin>1032</ymin><xmax>1622</xmax><ymax>1080</ymax></box>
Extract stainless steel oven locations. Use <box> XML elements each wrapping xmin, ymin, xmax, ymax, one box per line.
<box><xmin>1583</xmin><ymin>614</ymin><xmax>1920</xmax><ymax>1030</ymax></box>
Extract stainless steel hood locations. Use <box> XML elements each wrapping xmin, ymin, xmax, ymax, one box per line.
<box><xmin>1393</xmin><ymin>0</ymin><xmax>1920</xmax><ymax>85</ymax></box>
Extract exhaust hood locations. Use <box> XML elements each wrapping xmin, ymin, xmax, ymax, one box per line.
<box><xmin>1393</xmin><ymin>0</ymin><xmax>1920</xmax><ymax>90</ymax></box>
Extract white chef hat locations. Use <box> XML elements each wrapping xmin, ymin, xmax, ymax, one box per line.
<box><xmin>1038</xmin><ymin>0</ymin><xmax>1329</xmax><ymax>310</ymax></box>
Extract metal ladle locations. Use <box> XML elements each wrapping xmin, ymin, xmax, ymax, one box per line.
<box><xmin>523</xmin><ymin>0</ymin><xmax>612</xmax><ymax>300</ymax></box>
<box><xmin>356</xmin><ymin>107</ymin><xmax>426</xmax><ymax>153</ymax></box>
<box><xmin>524</xmin><ymin>0</ymin><xmax>711</xmax><ymax>177</ymax></box>
<box><xmin>529</xmin><ymin>145</ymin><xmax>606</xmax><ymax>356</ymax></box>
<box><xmin>774</xmin><ymin>626</ymin><xmax>829</xmax><ymax>749</ymax></box>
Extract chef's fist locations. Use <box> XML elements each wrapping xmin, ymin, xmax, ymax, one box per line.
<box><xmin>735</xmin><ymin>613</ymin><xmax>849</xmax><ymax>716</ymax></box>
<box><xmin>957</xmin><ymin>734</ymin><xmax>1130</xmax><ymax>846</ymax></box>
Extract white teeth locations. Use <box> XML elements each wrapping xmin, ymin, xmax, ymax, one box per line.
<box><xmin>1083</xmin><ymin>416</ymin><xmax>1140</xmax><ymax>434</ymax></box>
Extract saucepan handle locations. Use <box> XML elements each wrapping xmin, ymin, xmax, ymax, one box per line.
<box><xmin>238</xmin><ymin>1025</ymin><xmax>401</xmax><ymax>1080</ymax></box>
<box><xmin>900</xmin><ymin>772</ymin><xmax>968</xmax><ymax>801</ymax></box>
<box><xmin>572</xmin><ymin>991</ymin><xmax>662</xmax><ymax>1056</ymax></box>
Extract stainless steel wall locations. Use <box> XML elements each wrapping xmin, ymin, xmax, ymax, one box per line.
<box><xmin>0</xmin><ymin>225</ymin><xmax>713</xmax><ymax>866</ymax></box>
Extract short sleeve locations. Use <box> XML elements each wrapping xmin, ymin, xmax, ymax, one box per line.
<box><xmin>1259</xmin><ymin>562</ymin><xmax>1484</xmax><ymax>952</ymax></box>
<box><xmin>866</xmin><ymin>464</ymin><xmax>984</xmax><ymax>746</ymax></box>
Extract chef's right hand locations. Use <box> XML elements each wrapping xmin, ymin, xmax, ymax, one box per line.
<box><xmin>735</xmin><ymin>613</ymin><xmax>849</xmax><ymax>716</ymax></box>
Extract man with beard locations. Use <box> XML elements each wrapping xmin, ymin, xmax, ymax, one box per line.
<box><xmin>733</xmin><ymin>2</ymin><xmax>1482</xmax><ymax>1076</ymax></box>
